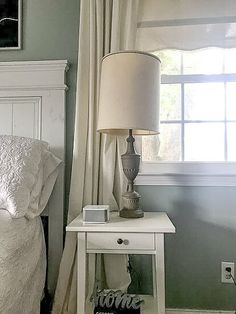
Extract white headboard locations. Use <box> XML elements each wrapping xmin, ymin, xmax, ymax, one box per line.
<box><xmin>0</xmin><ymin>60</ymin><xmax>68</xmax><ymax>295</ymax></box>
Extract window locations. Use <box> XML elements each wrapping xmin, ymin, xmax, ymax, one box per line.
<box><xmin>137</xmin><ymin>48</ymin><xmax>236</xmax><ymax>186</ymax></box>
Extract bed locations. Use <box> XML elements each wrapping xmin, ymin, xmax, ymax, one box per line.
<box><xmin>0</xmin><ymin>60</ymin><xmax>68</xmax><ymax>313</ymax></box>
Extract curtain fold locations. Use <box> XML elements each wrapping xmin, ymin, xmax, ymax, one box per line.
<box><xmin>52</xmin><ymin>1</ymin><xmax>140</xmax><ymax>313</ymax></box>
<box><xmin>136</xmin><ymin>0</ymin><xmax>236</xmax><ymax>51</ymax></box>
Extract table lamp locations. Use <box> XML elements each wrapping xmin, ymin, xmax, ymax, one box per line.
<box><xmin>97</xmin><ymin>51</ymin><xmax>161</xmax><ymax>218</ymax></box>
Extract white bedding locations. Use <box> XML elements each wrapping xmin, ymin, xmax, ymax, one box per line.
<box><xmin>0</xmin><ymin>135</ymin><xmax>61</xmax><ymax>219</ymax></box>
<box><xmin>0</xmin><ymin>210</ymin><xmax>46</xmax><ymax>314</ymax></box>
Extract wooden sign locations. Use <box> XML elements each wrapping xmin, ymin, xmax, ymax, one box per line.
<box><xmin>93</xmin><ymin>290</ymin><xmax>142</xmax><ymax>314</ymax></box>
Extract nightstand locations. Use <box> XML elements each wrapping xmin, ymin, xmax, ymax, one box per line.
<box><xmin>66</xmin><ymin>211</ymin><xmax>175</xmax><ymax>314</ymax></box>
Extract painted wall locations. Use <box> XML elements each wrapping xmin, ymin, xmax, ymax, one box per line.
<box><xmin>132</xmin><ymin>185</ymin><xmax>236</xmax><ymax>310</ymax></box>
<box><xmin>0</xmin><ymin>0</ymin><xmax>80</xmax><ymax>212</ymax></box>
<box><xmin>1</xmin><ymin>0</ymin><xmax>236</xmax><ymax>311</ymax></box>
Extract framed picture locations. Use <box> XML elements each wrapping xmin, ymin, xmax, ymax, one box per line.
<box><xmin>0</xmin><ymin>0</ymin><xmax>22</xmax><ymax>50</ymax></box>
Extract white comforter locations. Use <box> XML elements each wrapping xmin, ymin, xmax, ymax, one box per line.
<box><xmin>0</xmin><ymin>210</ymin><xmax>46</xmax><ymax>314</ymax></box>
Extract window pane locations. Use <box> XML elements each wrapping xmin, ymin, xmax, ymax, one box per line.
<box><xmin>227</xmin><ymin>123</ymin><xmax>236</xmax><ymax>161</ymax></box>
<box><xmin>142</xmin><ymin>123</ymin><xmax>181</xmax><ymax>162</ymax></box>
<box><xmin>153</xmin><ymin>50</ymin><xmax>181</xmax><ymax>75</ymax></box>
<box><xmin>226</xmin><ymin>82</ymin><xmax>236</xmax><ymax>120</ymax></box>
<box><xmin>183</xmin><ymin>48</ymin><xmax>224</xmax><ymax>74</ymax></box>
<box><xmin>142</xmin><ymin>135</ymin><xmax>160</xmax><ymax>161</ymax></box>
<box><xmin>184</xmin><ymin>83</ymin><xmax>224</xmax><ymax>120</ymax></box>
<box><xmin>225</xmin><ymin>48</ymin><xmax>236</xmax><ymax>73</ymax></box>
<box><xmin>159</xmin><ymin>123</ymin><xmax>181</xmax><ymax>161</ymax></box>
<box><xmin>184</xmin><ymin>123</ymin><xmax>225</xmax><ymax>161</ymax></box>
<box><xmin>160</xmin><ymin>84</ymin><xmax>181</xmax><ymax>120</ymax></box>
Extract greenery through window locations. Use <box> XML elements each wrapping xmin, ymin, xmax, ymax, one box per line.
<box><xmin>142</xmin><ymin>48</ymin><xmax>236</xmax><ymax>162</ymax></box>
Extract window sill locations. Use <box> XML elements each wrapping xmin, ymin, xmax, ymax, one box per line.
<box><xmin>136</xmin><ymin>162</ymin><xmax>236</xmax><ymax>186</ymax></box>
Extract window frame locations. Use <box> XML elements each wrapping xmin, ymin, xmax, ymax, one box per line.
<box><xmin>136</xmin><ymin>65</ymin><xmax>236</xmax><ymax>187</ymax></box>
<box><xmin>136</xmin><ymin>161</ymin><xmax>236</xmax><ymax>186</ymax></box>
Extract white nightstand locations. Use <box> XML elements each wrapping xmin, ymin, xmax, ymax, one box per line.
<box><xmin>67</xmin><ymin>211</ymin><xmax>175</xmax><ymax>314</ymax></box>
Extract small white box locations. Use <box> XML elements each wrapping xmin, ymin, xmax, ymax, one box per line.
<box><xmin>83</xmin><ymin>205</ymin><xmax>110</xmax><ymax>224</ymax></box>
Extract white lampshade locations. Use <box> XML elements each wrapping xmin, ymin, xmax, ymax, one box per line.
<box><xmin>97</xmin><ymin>51</ymin><xmax>161</xmax><ymax>136</ymax></box>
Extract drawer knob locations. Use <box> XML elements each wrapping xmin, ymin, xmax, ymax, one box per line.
<box><xmin>117</xmin><ymin>238</ymin><xmax>123</xmax><ymax>245</ymax></box>
<box><xmin>117</xmin><ymin>238</ymin><xmax>129</xmax><ymax>245</ymax></box>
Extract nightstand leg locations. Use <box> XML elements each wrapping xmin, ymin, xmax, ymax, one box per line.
<box><xmin>152</xmin><ymin>255</ymin><xmax>157</xmax><ymax>298</ymax></box>
<box><xmin>77</xmin><ymin>232</ymin><xmax>86</xmax><ymax>314</ymax></box>
<box><xmin>155</xmin><ymin>233</ymin><xmax>165</xmax><ymax>314</ymax></box>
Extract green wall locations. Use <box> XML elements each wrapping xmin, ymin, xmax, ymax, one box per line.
<box><xmin>134</xmin><ymin>185</ymin><xmax>236</xmax><ymax>310</ymax></box>
<box><xmin>0</xmin><ymin>0</ymin><xmax>80</xmax><ymax>211</ymax></box>
<box><xmin>1</xmin><ymin>0</ymin><xmax>236</xmax><ymax>311</ymax></box>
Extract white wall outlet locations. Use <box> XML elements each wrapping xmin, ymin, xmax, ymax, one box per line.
<box><xmin>221</xmin><ymin>261</ymin><xmax>234</xmax><ymax>283</ymax></box>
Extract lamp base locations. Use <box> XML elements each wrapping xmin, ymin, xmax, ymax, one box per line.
<box><xmin>119</xmin><ymin>208</ymin><xmax>144</xmax><ymax>218</ymax></box>
<box><xmin>119</xmin><ymin>190</ymin><xmax>144</xmax><ymax>218</ymax></box>
<box><xmin>119</xmin><ymin>130</ymin><xmax>144</xmax><ymax>219</ymax></box>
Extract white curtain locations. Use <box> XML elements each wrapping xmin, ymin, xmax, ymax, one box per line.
<box><xmin>52</xmin><ymin>1</ymin><xmax>140</xmax><ymax>313</ymax></box>
<box><xmin>136</xmin><ymin>0</ymin><xmax>236</xmax><ymax>51</ymax></box>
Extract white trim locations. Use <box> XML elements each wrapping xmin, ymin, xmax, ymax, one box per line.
<box><xmin>162</xmin><ymin>73</ymin><xmax>236</xmax><ymax>84</ymax></box>
<box><xmin>0</xmin><ymin>96</ymin><xmax>42</xmax><ymax>139</ymax></box>
<box><xmin>0</xmin><ymin>60</ymin><xmax>69</xmax><ymax>71</ymax></box>
<box><xmin>0</xmin><ymin>60</ymin><xmax>69</xmax><ymax>92</ymax></box>
<box><xmin>136</xmin><ymin>162</ymin><xmax>236</xmax><ymax>186</ymax></box>
<box><xmin>0</xmin><ymin>85</ymin><xmax>68</xmax><ymax>91</ymax></box>
<box><xmin>166</xmin><ymin>309</ymin><xmax>234</xmax><ymax>314</ymax></box>
<box><xmin>136</xmin><ymin>173</ymin><xmax>236</xmax><ymax>186</ymax></box>
<box><xmin>138</xmin><ymin>16</ymin><xmax>236</xmax><ymax>28</ymax></box>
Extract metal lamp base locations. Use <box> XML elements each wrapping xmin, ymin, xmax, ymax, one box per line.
<box><xmin>120</xmin><ymin>208</ymin><xmax>144</xmax><ymax>218</ymax></box>
<box><xmin>120</xmin><ymin>190</ymin><xmax>144</xmax><ymax>218</ymax></box>
<box><xmin>119</xmin><ymin>130</ymin><xmax>144</xmax><ymax>219</ymax></box>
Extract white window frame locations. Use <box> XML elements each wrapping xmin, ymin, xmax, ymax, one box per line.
<box><xmin>136</xmin><ymin>72</ymin><xmax>236</xmax><ymax>187</ymax></box>
<box><xmin>136</xmin><ymin>161</ymin><xmax>236</xmax><ymax>186</ymax></box>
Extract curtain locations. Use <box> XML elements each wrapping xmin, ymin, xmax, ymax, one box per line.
<box><xmin>52</xmin><ymin>1</ymin><xmax>140</xmax><ymax>313</ymax></box>
<box><xmin>136</xmin><ymin>0</ymin><xmax>236</xmax><ymax>51</ymax></box>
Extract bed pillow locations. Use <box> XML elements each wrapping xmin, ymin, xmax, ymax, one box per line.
<box><xmin>0</xmin><ymin>135</ymin><xmax>62</xmax><ymax>218</ymax></box>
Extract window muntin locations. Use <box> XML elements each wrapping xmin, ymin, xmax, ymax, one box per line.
<box><xmin>142</xmin><ymin>48</ymin><xmax>236</xmax><ymax>163</ymax></box>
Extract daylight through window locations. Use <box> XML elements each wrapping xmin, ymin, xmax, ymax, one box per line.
<box><xmin>142</xmin><ymin>48</ymin><xmax>236</xmax><ymax>162</ymax></box>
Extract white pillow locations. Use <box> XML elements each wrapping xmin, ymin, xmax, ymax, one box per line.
<box><xmin>0</xmin><ymin>135</ymin><xmax>62</xmax><ymax>218</ymax></box>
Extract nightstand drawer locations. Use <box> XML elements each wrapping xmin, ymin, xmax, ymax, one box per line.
<box><xmin>87</xmin><ymin>232</ymin><xmax>154</xmax><ymax>250</ymax></box>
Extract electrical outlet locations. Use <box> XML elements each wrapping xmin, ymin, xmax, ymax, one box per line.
<box><xmin>221</xmin><ymin>262</ymin><xmax>234</xmax><ymax>283</ymax></box>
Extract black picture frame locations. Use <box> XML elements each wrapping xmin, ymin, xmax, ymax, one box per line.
<box><xmin>0</xmin><ymin>0</ymin><xmax>22</xmax><ymax>50</ymax></box>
